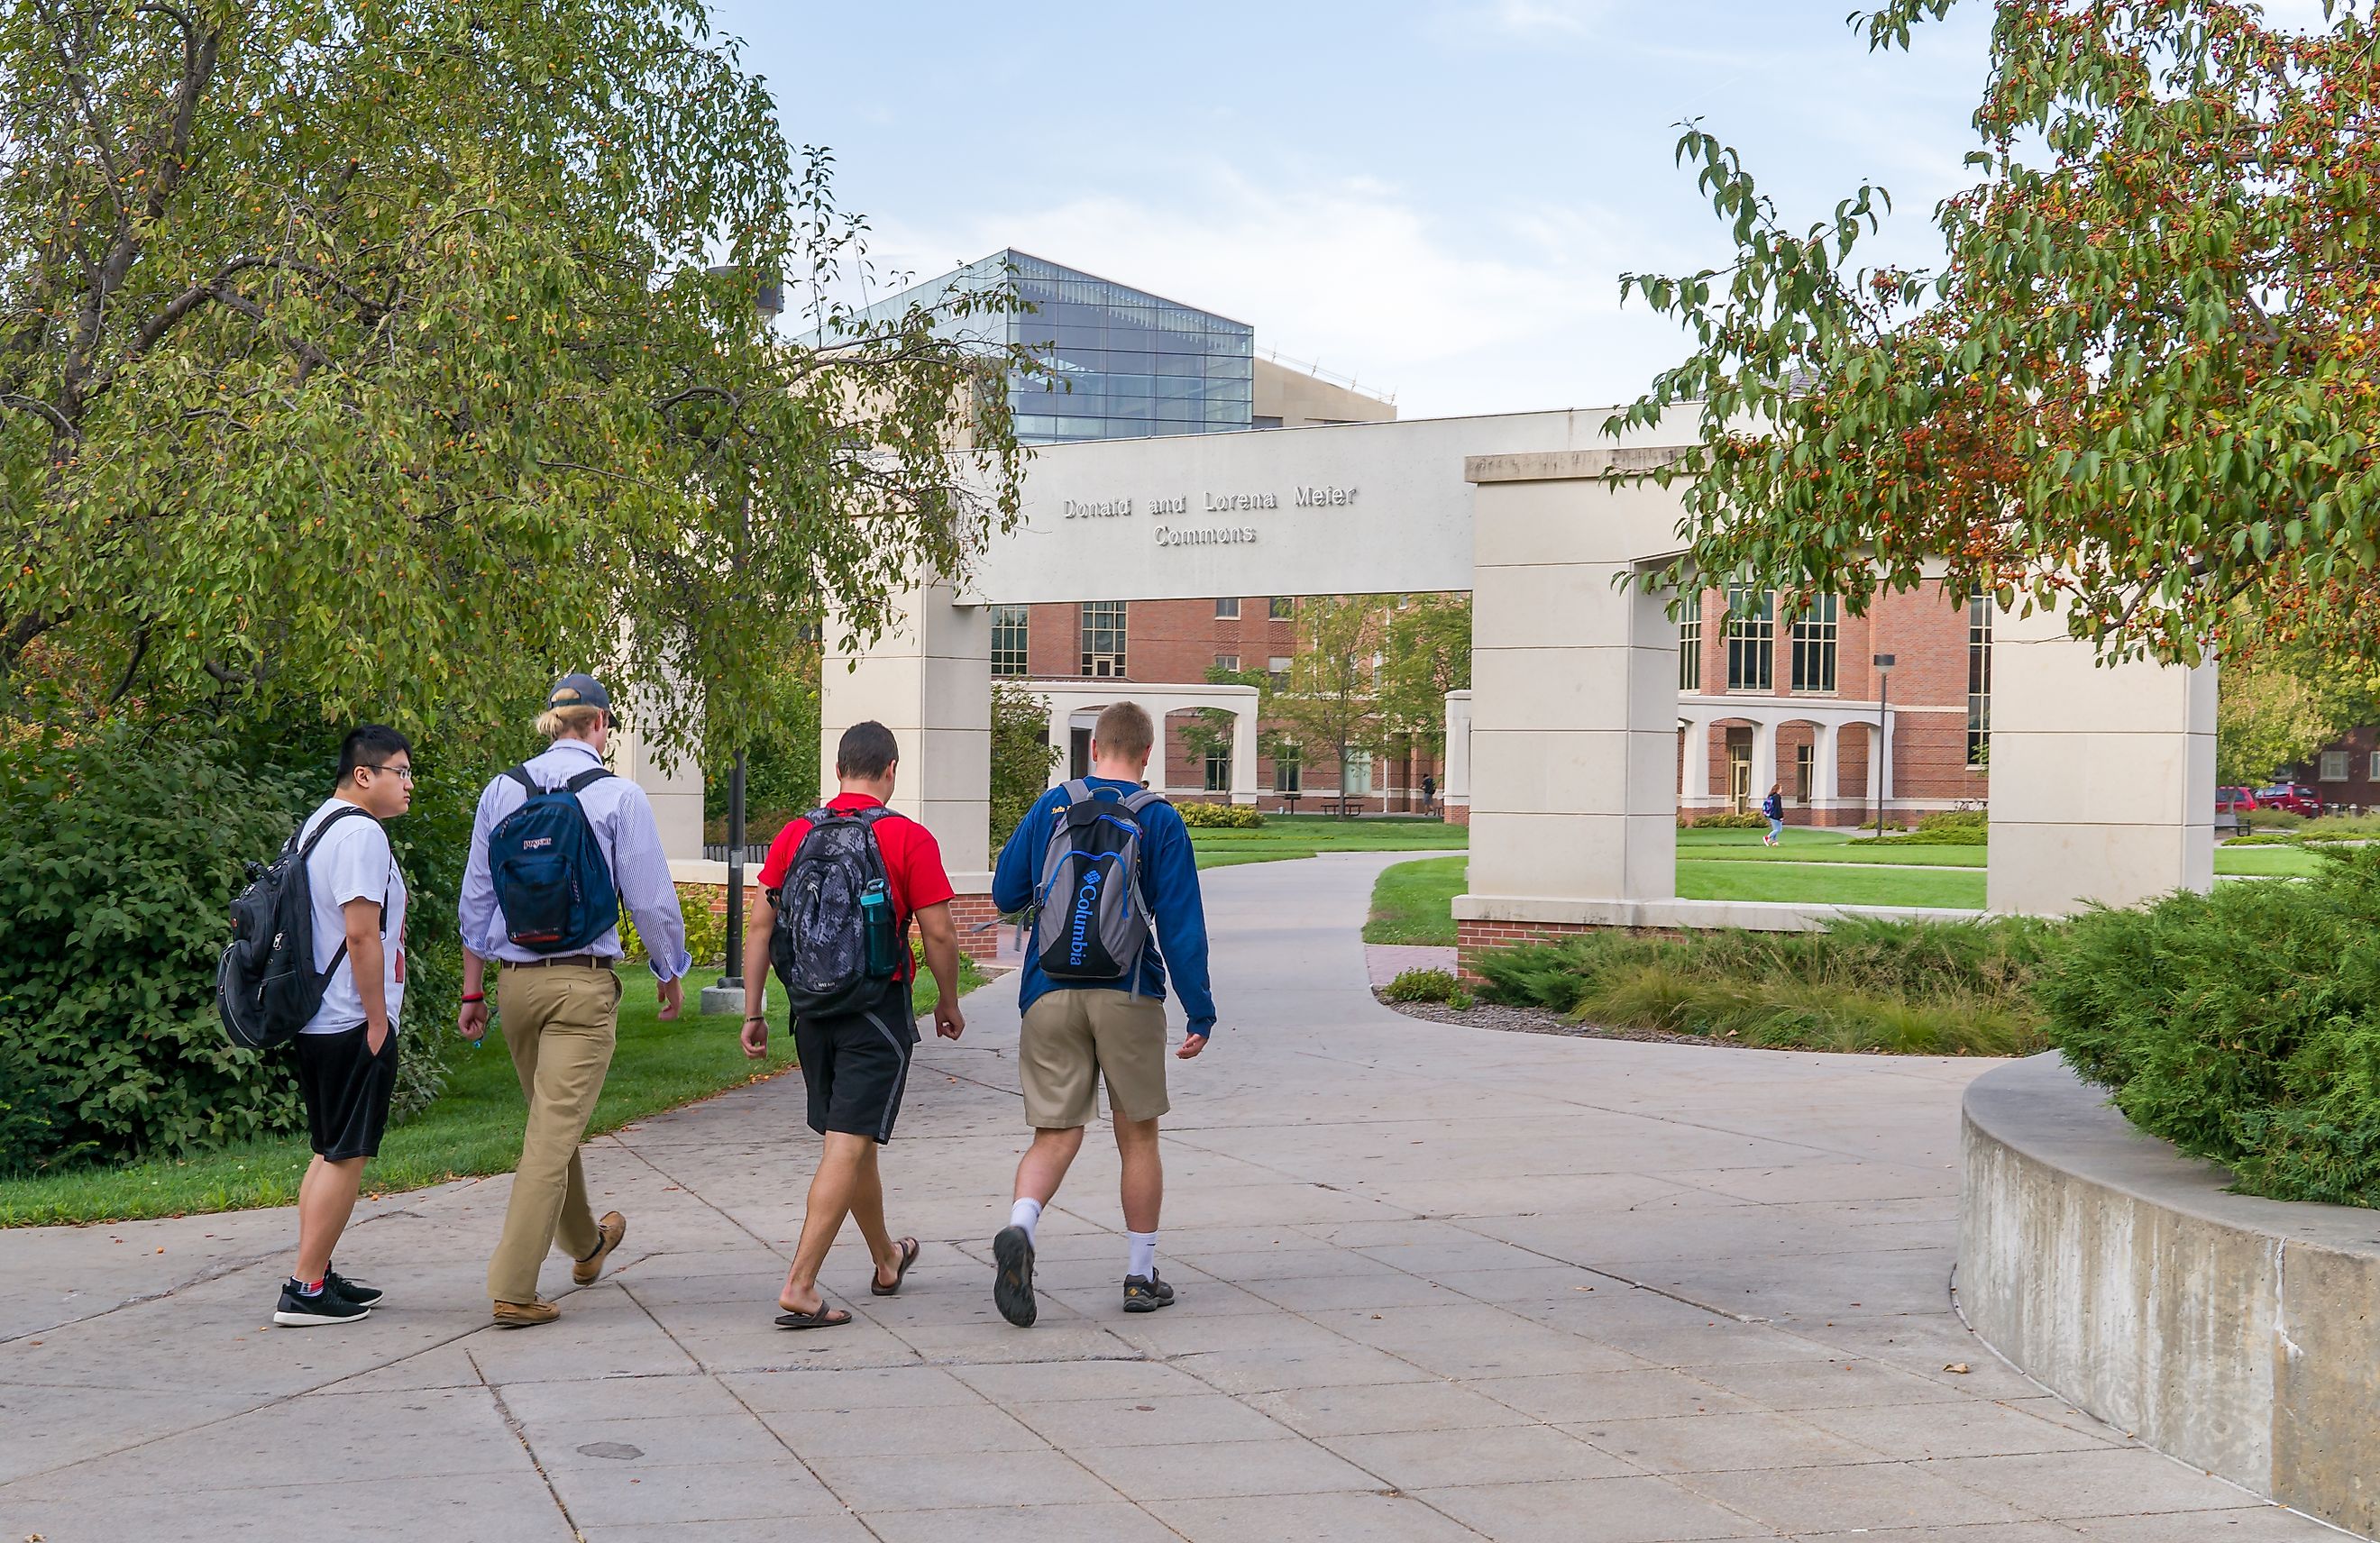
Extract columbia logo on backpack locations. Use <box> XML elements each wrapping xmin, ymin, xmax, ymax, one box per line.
<box><xmin>1033</xmin><ymin>780</ymin><xmax>1164</xmax><ymax>982</ymax></box>
<box><xmin>489</xmin><ymin>764</ymin><xmax>618</xmax><ymax>953</ymax></box>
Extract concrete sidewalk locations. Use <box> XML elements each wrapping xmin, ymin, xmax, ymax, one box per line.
<box><xmin>0</xmin><ymin>854</ymin><xmax>2342</xmax><ymax>1541</ymax></box>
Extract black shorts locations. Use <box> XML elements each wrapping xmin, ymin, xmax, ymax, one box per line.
<box><xmin>792</xmin><ymin>977</ymin><xmax>918</xmax><ymax>1145</ymax></box>
<box><xmin>293</xmin><ymin>1026</ymin><xmax>399</xmax><ymax>1161</ymax></box>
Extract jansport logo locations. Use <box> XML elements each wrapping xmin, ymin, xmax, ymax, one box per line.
<box><xmin>1068</xmin><ymin>865</ymin><xmax>1103</xmax><ymax>965</ymax></box>
<box><xmin>523</xmin><ymin>836</ymin><xmax>554</xmax><ymax>851</ymax></box>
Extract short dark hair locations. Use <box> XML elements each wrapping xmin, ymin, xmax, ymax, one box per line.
<box><xmin>338</xmin><ymin>725</ymin><xmax>413</xmax><ymax>784</ymax></box>
<box><xmin>836</xmin><ymin>720</ymin><xmax>899</xmax><ymax>780</ymax></box>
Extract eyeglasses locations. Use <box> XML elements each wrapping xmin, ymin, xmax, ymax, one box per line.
<box><xmin>364</xmin><ymin>763</ymin><xmax>416</xmax><ymax>782</ymax></box>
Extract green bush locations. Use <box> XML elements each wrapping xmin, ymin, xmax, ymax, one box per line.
<box><xmin>620</xmin><ymin>889</ymin><xmax>730</xmax><ymax>968</ymax></box>
<box><xmin>1176</xmin><ymin>801</ymin><xmax>1265</xmax><ymax>829</ymax></box>
<box><xmin>1381</xmin><ymin>967</ymin><xmax>1459</xmax><ymax>1003</ymax></box>
<box><xmin>1874</xmin><ymin>810</ymin><xmax>1990</xmax><ymax>846</ymax></box>
<box><xmin>0</xmin><ymin>728</ymin><xmax>312</xmax><ymax>1171</ymax></box>
<box><xmin>2040</xmin><ymin>847</ymin><xmax>2380</xmax><ymax>1206</ymax></box>
<box><xmin>1473</xmin><ymin>916</ymin><xmax>2057</xmax><ymax>1056</ymax></box>
<box><xmin>1682</xmin><ymin>812</ymin><xmax>1767</xmax><ymax>829</ymax></box>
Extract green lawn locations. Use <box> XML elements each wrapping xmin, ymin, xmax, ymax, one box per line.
<box><xmin>1190</xmin><ymin>813</ymin><xmax>1466</xmax><ymax>871</ymax></box>
<box><xmin>1678</xmin><ymin>827</ymin><xmax>1988</xmax><ymax>867</ymax></box>
<box><xmin>1365</xmin><ymin>855</ymin><xmax>1466</xmax><ymax>945</ymax></box>
<box><xmin>2212</xmin><ymin>845</ymin><xmax>2326</xmax><ymax>877</ymax></box>
<box><xmin>0</xmin><ymin>963</ymin><xmax>977</xmax><ymax>1228</ymax></box>
<box><xmin>1676</xmin><ymin>860</ymin><xmax>1987</xmax><ymax>908</ymax></box>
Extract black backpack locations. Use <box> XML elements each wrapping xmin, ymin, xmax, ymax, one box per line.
<box><xmin>769</xmin><ymin>806</ymin><xmax>896</xmax><ymax>1018</ymax></box>
<box><xmin>1032</xmin><ymin>781</ymin><xmax>1163</xmax><ymax>982</ymax></box>
<box><xmin>216</xmin><ymin>805</ymin><xmax>373</xmax><ymax>1052</ymax></box>
<box><xmin>488</xmin><ymin>765</ymin><xmax>618</xmax><ymax>953</ymax></box>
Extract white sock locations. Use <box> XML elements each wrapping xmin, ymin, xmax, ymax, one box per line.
<box><xmin>1009</xmin><ymin>1197</ymin><xmax>1042</xmax><ymax>1245</ymax></box>
<box><xmin>1127</xmin><ymin>1229</ymin><xmax>1158</xmax><ymax>1280</ymax></box>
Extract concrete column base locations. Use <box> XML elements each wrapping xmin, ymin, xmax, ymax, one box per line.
<box><xmin>697</xmin><ymin>982</ymin><xmax>746</xmax><ymax>1017</ymax></box>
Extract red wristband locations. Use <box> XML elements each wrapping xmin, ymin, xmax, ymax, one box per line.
<box><xmin>460</xmin><ymin>993</ymin><xmax>485</xmax><ymax>1004</ymax></box>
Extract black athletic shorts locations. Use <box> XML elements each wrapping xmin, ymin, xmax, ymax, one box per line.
<box><xmin>792</xmin><ymin>977</ymin><xmax>919</xmax><ymax>1145</ymax></box>
<box><xmin>293</xmin><ymin>1025</ymin><xmax>399</xmax><ymax>1161</ymax></box>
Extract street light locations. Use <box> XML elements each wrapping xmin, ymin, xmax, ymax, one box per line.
<box><xmin>1872</xmin><ymin>653</ymin><xmax>1896</xmax><ymax>834</ymax></box>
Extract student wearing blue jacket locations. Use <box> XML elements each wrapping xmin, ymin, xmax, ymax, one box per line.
<box><xmin>987</xmin><ymin>701</ymin><xmax>1216</xmax><ymax>1327</ymax></box>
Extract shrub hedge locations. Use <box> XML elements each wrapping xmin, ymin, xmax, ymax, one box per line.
<box><xmin>1381</xmin><ymin>967</ymin><xmax>1458</xmax><ymax>1003</ymax></box>
<box><xmin>1176</xmin><ymin>801</ymin><xmax>1265</xmax><ymax>829</ymax></box>
<box><xmin>2041</xmin><ymin>848</ymin><xmax>2380</xmax><ymax>1207</ymax></box>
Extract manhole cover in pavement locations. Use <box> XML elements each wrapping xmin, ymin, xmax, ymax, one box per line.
<box><xmin>576</xmin><ymin>1442</ymin><xmax>644</xmax><ymax>1461</ymax></box>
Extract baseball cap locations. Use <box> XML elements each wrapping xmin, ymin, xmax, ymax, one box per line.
<box><xmin>546</xmin><ymin>673</ymin><xmax>612</xmax><ymax>710</ymax></box>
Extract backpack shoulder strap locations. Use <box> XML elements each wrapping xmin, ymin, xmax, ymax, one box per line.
<box><xmin>1060</xmin><ymin>779</ymin><xmax>1094</xmax><ymax>805</ymax></box>
<box><xmin>503</xmin><ymin>765</ymin><xmax>540</xmax><ymax>796</ymax></box>
<box><xmin>1119</xmin><ymin>789</ymin><xmax>1168</xmax><ymax>816</ymax></box>
<box><xmin>563</xmin><ymin>766</ymin><xmax>612</xmax><ymax>794</ymax></box>
<box><xmin>296</xmin><ymin>803</ymin><xmax>371</xmax><ymax>862</ymax></box>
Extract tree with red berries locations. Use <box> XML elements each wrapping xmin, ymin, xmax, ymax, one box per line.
<box><xmin>1611</xmin><ymin>0</ymin><xmax>2378</xmax><ymax>666</ymax></box>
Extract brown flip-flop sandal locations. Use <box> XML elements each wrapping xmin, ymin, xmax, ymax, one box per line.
<box><xmin>774</xmin><ymin>1304</ymin><xmax>854</xmax><ymax>1330</ymax></box>
<box><xmin>870</xmin><ymin>1237</ymin><xmax>921</xmax><ymax>1297</ymax></box>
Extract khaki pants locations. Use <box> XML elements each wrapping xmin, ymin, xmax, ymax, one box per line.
<box><xmin>487</xmin><ymin>963</ymin><xmax>620</xmax><ymax>1304</ymax></box>
<box><xmin>1019</xmin><ymin>989</ymin><xmax>1170</xmax><ymax>1128</ymax></box>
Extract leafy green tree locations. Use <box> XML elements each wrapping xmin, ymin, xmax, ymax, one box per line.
<box><xmin>1375</xmin><ymin>594</ymin><xmax>1469</xmax><ymax>796</ymax></box>
<box><xmin>0</xmin><ymin>0</ymin><xmax>1034</xmax><ymax>755</ymax></box>
<box><xmin>1609</xmin><ymin>1</ymin><xmax>2380</xmax><ymax>666</ymax></box>
<box><xmin>1269</xmin><ymin>595</ymin><xmax>1390</xmax><ymax>812</ymax></box>
<box><xmin>2217</xmin><ymin>626</ymin><xmax>2380</xmax><ymax>786</ymax></box>
<box><xmin>990</xmin><ymin>680</ymin><xmax>1057</xmax><ymax>844</ymax></box>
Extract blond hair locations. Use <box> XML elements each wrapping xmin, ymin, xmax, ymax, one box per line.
<box><xmin>1092</xmin><ymin>700</ymin><xmax>1155</xmax><ymax>762</ymax></box>
<box><xmin>536</xmin><ymin>704</ymin><xmax>606</xmax><ymax>741</ymax></box>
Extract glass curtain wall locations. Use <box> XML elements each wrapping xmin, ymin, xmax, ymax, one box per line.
<box><xmin>843</xmin><ymin>251</ymin><xmax>1254</xmax><ymax>443</ymax></box>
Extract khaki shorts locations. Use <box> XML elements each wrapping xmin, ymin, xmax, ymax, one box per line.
<box><xmin>1020</xmin><ymin>989</ymin><xmax>1169</xmax><ymax>1128</ymax></box>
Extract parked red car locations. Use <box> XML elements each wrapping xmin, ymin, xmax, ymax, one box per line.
<box><xmin>2216</xmin><ymin>786</ymin><xmax>2260</xmax><ymax>816</ymax></box>
<box><xmin>2257</xmin><ymin>783</ymin><xmax>2325</xmax><ymax>818</ymax></box>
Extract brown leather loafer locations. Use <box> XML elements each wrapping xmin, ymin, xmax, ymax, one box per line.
<box><xmin>491</xmin><ymin>1298</ymin><xmax>560</xmax><ymax>1328</ymax></box>
<box><xmin>572</xmin><ymin>1211</ymin><xmax>627</xmax><ymax>1286</ymax></box>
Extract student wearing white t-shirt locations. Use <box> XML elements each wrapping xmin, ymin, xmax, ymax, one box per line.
<box><xmin>273</xmin><ymin>726</ymin><xmax>415</xmax><ymax>1328</ymax></box>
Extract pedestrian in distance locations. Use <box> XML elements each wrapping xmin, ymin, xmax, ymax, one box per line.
<box><xmin>456</xmin><ymin>674</ymin><xmax>692</xmax><ymax>1328</ymax></box>
<box><xmin>988</xmin><ymin>700</ymin><xmax>1216</xmax><ymax>1327</ymax></box>
<box><xmin>270</xmin><ymin>726</ymin><xmax>415</xmax><ymax>1328</ymax></box>
<box><xmin>1762</xmin><ymin>781</ymin><xmax>1786</xmax><ymax>846</ymax></box>
<box><xmin>1422</xmin><ymin>772</ymin><xmax>1436</xmax><ymax>815</ymax></box>
<box><xmin>741</xmin><ymin>721</ymin><xmax>966</xmax><ymax>1328</ymax></box>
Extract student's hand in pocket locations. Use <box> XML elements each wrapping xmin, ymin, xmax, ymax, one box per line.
<box><xmin>367</xmin><ymin>1019</ymin><xmax>391</xmax><ymax>1056</ymax></box>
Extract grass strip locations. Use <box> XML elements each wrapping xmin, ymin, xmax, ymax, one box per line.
<box><xmin>1364</xmin><ymin>855</ymin><xmax>1465</xmax><ymax>945</ymax></box>
<box><xmin>1</xmin><ymin>963</ymin><xmax>978</xmax><ymax>1228</ymax></box>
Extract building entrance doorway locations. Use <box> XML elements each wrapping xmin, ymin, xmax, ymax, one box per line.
<box><xmin>1070</xmin><ymin>726</ymin><xmax>1092</xmax><ymax>780</ymax></box>
<box><xmin>1726</xmin><ymin>728</ymin><xmax>1753</xmax><ymax>813</ymax></box>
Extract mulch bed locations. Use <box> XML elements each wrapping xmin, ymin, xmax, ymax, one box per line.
<box><xmin>1376</xmin><ymin>992</ymin><xmax>1728</xmax><ymax>1049</ymax></box>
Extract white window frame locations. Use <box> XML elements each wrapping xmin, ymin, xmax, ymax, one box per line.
<box><xmin>2320</xmin><ymin>750</ymin><xmax>2349</xmax><ymax>782</ymax></box>
<box><xmin>1214</xmin><ymin>597</ymin><xmax>1240</xmax><ymax>620</ymax></box>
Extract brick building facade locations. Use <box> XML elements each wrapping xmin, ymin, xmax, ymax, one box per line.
<box><xmin>997</xmin><ymin>595</ymin><xmax>1446</xmax><ymax>811</ymax></box>
<box><xmin>1677</xmin><ymin>580</ymin><xmax>1990</xmax><ymax>826</ymax></box>
<box><xmin>997</xmin><ymin>579</ymin><xmax>1983</xmax><ymax>826</ymax></box>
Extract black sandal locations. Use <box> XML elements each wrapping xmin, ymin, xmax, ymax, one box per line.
<box><xmin>870</xmin><ymin>1237</ymin><xmax>921</xmax><ymax>1297</ymax></box>
<box><xmin>774</xmin><ymin>1305</ymin><xmax>853</xmax><ymax>1330</ymax></box>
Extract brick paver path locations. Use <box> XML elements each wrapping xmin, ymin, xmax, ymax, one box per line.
<box><xmin>1</xmin><ymin>854</ymin><xmax>2341</xmax><ymax>1541</ymax></box>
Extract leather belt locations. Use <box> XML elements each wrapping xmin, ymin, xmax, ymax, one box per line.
<box><xmin>501</xmin><ymin>954</ymin><xmax>617</xmax><ymax>970</ymax></box>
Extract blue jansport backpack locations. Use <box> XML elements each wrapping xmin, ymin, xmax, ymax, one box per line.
<box><xmin>769</xmin><ymin>806</ymin><xmax>896</xmax><ymax>1018</ymax></box>
<box><xmin>1033</xmin><ymin>781</ymin><xmax>1164</xmax><ymax>982</ymax></box>
<box><xmin>489</xmin><ymin>765</ymin><xmax>618</xmax><ymax>953</ymax></box>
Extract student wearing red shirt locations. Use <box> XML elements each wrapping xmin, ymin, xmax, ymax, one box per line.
<box><xmin>740</xmin><ymin>722</ymin><xmax>966</xmax><ymax>1328</ymax></box>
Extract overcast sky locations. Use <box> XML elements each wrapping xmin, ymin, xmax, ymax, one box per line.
<box><xmin>701</xmin><ymin>1</ymin><xmax>2307</xmax><ymax>421</ymax></box>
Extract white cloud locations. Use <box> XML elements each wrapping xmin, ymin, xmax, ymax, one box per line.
<box><xmin>859</xmin><ymin>161</ymin><xmax>1689</xmax><ymax>418</ymax></box>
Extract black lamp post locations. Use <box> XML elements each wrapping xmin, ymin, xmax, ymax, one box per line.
<box><xmin>1872</xmin><ymin>653</ymin><xmax>1896</xmax><ymax>833</ymax></box>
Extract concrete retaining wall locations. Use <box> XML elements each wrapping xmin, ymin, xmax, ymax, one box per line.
<box><xmin>1961</xmin><ymin>1055</ymin><xmax>2380</xmax><ymax>1537</ymax></box>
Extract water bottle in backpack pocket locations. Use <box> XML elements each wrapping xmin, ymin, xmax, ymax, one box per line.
<box><xmin>489</xmin><ymin>764</ymin><xmax>618</xmax><ymax>953</ymax></box>
<box><xmin>1033</xmin><ymin>781</ymin><xmax>1163</xmax><ymax>982</ymax></box>
<box><xmin>771</xmin><ymin>806</ymin><xmax>898</xmax><ymax>1018</ymax></box>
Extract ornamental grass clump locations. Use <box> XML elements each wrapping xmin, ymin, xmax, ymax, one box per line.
<box><xmin>2040</xmin><ymin>848</ymin><xmax>2380</xmax><ymax>1208</ymax></box>
<box><xmin>1472</xmin><ymin>916</ymin><xmax>2056</xmax><ymax>1057</ymax></box>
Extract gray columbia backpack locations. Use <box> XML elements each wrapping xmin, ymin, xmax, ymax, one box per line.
<box><xmin>1032</xmin><ymin>780</ymin><xmax>1165</xmax><ymax>982</ymax></box>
